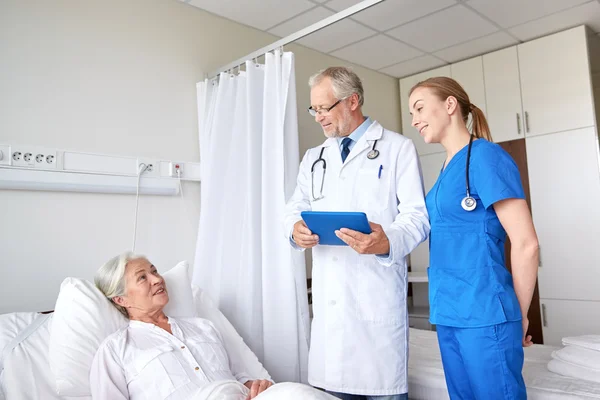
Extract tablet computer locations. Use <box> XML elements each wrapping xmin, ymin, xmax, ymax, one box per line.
<box><xmin>301</xmin><ymin>211</ymin><xmax>371</xmax><ymax>246</ymax></box>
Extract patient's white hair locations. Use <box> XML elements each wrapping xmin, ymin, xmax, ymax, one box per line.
<box><xmin>95</xmin><ymin>252</ymin><xmax>145</xmax><ymax>318</ymax></box>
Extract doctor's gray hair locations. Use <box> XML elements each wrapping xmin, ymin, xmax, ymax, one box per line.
<box><xmin>95</xmin><ymin>251</ymin><xmax>145</xmax><ymax>318</ymax></box>
<box><xmin>309</xmin><ymin>67</ymin><xmax>364</xmax><ymax>107</ymax></box>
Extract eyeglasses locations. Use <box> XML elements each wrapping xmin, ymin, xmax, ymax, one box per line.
<box><xmin>308</xmin><ymin>98</ymin><xmax>343</xmax><ymax>117</ymax></box>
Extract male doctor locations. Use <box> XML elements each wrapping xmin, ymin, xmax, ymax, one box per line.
<box><xmin>284</xmin><ymin>67</ymin><xmax>430</xmax><ymax>400</ymax></box>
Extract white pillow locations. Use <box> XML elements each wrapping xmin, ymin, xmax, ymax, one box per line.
<box><xmin>191</xmin><ymin>286</ymin><xmax>271</xmax><ymax>381</ymax></box>
<box><xmin>162</xmin><ymin>261</ymin><xmax>196</xmax><ymax>317</ymax></box>
<box><xmin>49</xmin><ymin>260</ymin><xmax>195</xmax><ymax>396</ymax></box>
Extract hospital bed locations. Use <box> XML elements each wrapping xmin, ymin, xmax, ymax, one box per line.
<box><xmin>0</xmin><ymin>264</ymin><xmax>334</xmax><ymax>400</ymax></box>
<box><xmin>2</xmin><ymin>294</ymin><xmax>600</xmax><ymax>400</ymax></box>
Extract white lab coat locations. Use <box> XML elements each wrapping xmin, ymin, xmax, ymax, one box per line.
<box><xmin>284</xmin><ymin>121</ymin><xmax>430</xmax><ymax>395</ymax></box>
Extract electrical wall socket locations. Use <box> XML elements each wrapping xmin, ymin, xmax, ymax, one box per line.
<box><xmin>169</xmin><ymin>161</ymin><xmax>184</xmax><ymax>177</ymax></box>
<box><xmin>11</xmin><ymin>145</ymin><xmax>57</xmax><ymax>169</ymax></box>
<box><xmin>136</xmin><ymin>158</ymin><xmax>160</xmax><ymax>177</ymax></box>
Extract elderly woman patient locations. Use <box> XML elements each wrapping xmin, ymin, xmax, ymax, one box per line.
<box><xmin>90</xmin><ymin>252</ymin><xmax>273</xmax><ymax>400</ymax></box>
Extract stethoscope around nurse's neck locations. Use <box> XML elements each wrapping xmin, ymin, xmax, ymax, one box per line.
<box><xmin>461</xmin><ymin>134</ymin><xmax>477</xmax><ymax>212</ymax></box>
<box><xmin>310</xmin><ymin>139</ymin><xmax>380</xmax><ymax>201</ymax></box>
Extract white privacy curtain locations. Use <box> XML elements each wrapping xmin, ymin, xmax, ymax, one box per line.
<box><xmin>194</xmin><ymin>50</ymin><xmax>309</xmax><ymax>384</ymax></box>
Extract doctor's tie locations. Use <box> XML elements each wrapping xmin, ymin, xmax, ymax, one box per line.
<box><xmin>341</xmin><ymin>137</ymin><xmax>352</xmax><ymax>163</ymax></box>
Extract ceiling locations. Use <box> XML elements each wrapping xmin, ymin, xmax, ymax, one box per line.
<box><xmin>182</xmin><ymin>0</ymin><xmax>600</xmax><ymax>78</ymax></box>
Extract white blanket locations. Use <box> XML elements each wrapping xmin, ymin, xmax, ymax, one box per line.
<box><xmin>553</xmin><ymin>346</ymin><xmax>600</xmax><ymax>371</ymax></box>
<box><xmin>563</xmin><ymin>336</ymin><xmax>600</xmax><ymax>352</ymax></box>
<box><xmin>197</xmin><ymin>380</ymin><xmax>338</xmax><ymax>400</ymax></box>
<box><xmin>548</xmin><ymin>358</ymin><xmax>600</xmax><ymax>384</ymax></box>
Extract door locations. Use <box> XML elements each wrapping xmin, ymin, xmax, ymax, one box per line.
<box><xmin>399</xmin><ymin>66</ymin><xmax>450</xmax><ymax>155</ymax></box>
<box><xmin>518</xmin><ymin>25</ymin><xmax>595</xmax><ymax>137</ymax></box>
<box><xmin>498</xmin><ymin>138</ymin><xmax>543</xmax><ymax>344</ymax></box>
<box><xmin>483</xmin><ymin>46</ymin><xmax>525</xmax><ymax>143</ymax></box>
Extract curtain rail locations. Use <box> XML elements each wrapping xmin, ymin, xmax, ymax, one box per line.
<box><xmin>208</xmin><ymin>0</ymin><xmax>386</xmax><ymax>79</ymax></box>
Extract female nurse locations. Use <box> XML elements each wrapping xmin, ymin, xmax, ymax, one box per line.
<box><xmin>408</xmin><ymin>77</ymin><xmax>540</xmax><ymax>400</ymax></box>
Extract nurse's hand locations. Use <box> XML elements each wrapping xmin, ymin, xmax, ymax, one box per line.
<box><xmin>335</xmin><ymin>222</ymin><xmax>390</xmax><ymax>255</ymax></box>
<box><xmin>292</xmin><ymin>220</ymin><xmax>319</xmax><ymax>248</ymax></box>
<box><xmin>522</xmin><ymin>318</ymin><xmax>533</xmax><ymax>347</ymax></box>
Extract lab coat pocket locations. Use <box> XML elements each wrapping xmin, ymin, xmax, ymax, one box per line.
<box><xmin>355</xmin><ymin>264</ymin><xmax>403</xmax><ymax>324</ymax></box>
<box><xmin>125</xmin><ymin>344</ymin><xmax>190</xmax><ymax>399</ymax></box>
<box><xmin>354</xmin><ymin>168</ymin><xmax>390</xmax><ymax>215</ymax></box>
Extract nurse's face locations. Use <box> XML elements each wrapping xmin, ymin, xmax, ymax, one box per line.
<box><xmin>310</xmin><ymin>77</ymin><xmax>353</xmax><ymax>138</ymax></box>
<box><xmin>409</xmin><ymin>87</ymin><xmax>450</xmax><ymax>144</ymax></box>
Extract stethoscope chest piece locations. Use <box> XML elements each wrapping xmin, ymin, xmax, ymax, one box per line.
<box><xmin>367</xmin><ymin>149</ymin><xmax>379</xmax><ymax>160</ymax></box>
<box><xmin>461</xmin><ymin>196</ymin><xmax>477</xmax><ymax>211</ymax></box>
<box><xmin>460</xmin><ymin>134</ymin><xmax>477</xmax><ymax>212</ymax></box>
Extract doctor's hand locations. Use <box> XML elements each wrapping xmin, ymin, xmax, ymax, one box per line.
<box><xmin>244</xmin><ymin>379</ymin><xmax>273</xmax><ymax>399</ymax></box>
<box><xmin>292</xmin><ymin>220</ymin><xmax>319</xmax><ymax>248</ymax></box>
<box><xmin>335</xmin><ymin>222</ymin><xmax>390</xmax><ymax>255</ymax></box>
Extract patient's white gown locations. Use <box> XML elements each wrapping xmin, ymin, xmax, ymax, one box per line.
<box><xmin>90</xmin><ymin>317</ymin><xmax>334</xmax><ymax>400</ymax></box>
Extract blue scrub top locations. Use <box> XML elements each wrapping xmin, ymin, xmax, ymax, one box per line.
<box><xmin>427</xmin><ymin>139</ymin><xmax>525</xmax><ymax>328</ymax></box>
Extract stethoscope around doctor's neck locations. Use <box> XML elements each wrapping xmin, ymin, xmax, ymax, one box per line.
<box><xmin>310</xmin><ymin>139</ymin><xmax>380</xmax><ymax>201</ymax></box>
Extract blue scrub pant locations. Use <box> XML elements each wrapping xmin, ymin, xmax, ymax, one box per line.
<box><xmin>436</xmin><ymin>321</ymin><xmax>527</xmax><ymax>400</ymax></box>
<box><xmin>325</xmin><ymin>391</ymin><xmax>408</xmax><ymax>400</ymax></box>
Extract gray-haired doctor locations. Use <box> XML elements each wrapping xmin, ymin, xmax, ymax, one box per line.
<box><xmin>284</xmin><ymin>67</ymin><xmax>430</xmax><ymax>400</ymax></box>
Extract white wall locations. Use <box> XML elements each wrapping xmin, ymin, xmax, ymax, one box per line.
<box><xmin>589</xmin><ymin>31</ymin><xmax>600</xmax><ymax>130</ymax></box>
<box><xmin>0</xmin><ymin>0</ymin><xmax>400</xmax><ymax>313</ymax></box>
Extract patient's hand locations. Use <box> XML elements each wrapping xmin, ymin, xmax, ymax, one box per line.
<box><xmin>244</xmin><ymin>379</ymin><xmax>273</xmax><ymax>399</ymax></box>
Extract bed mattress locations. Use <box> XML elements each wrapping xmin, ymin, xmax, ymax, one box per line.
<box><xmin>407</xmin><ymin>328</ymin><xmax>600</xmax><ymax>400</ymax></box>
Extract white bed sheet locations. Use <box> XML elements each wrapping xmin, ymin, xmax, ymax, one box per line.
<box><xmin>407</xmin><ymin>328</ymin><xmax>600</xmax><ymax>400</ymax></box>
<box><xmin>1</xmin><ymin>314</ymin><xmax>84</xmax><ymax>400</ymax></box>
<box><xmin>0</xmin><ymin>312</ymin><xmax>38</xmax><ymax>352</ymax></box>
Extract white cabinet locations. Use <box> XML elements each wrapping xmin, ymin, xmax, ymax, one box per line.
<box><xmin>518</xmin><ymin>25</ymin><xmax>595</xmax><ymax>137</ymax></box>
<box><xmin>483</xmin><ymin>47</ymin><xmax>525</xmax><ymax>143</ymax></box>
<box><xmin>451</xmin><ymin>56</ymin><xmax>487</xmax><ymax>118</ymax></box>
<box><xmin>539</xmin><ymin>299</ymin><xmax>600</xmax><ymax>346</ymax></box>
<box><xmin>399</xmin><ymin>66</ymin><xmax>449</xmax><ymax>155</ymax></box>
<box><xmin>409</xmin><ymin>152</ymin><xmax>446</xmax><ymax>310</ymax></box>
<box><xmin>526</xmin><ymin>128</ymin><xmax>600</xmax><ymax>301</ymax></box>
<box><xmin>401</xmin><ymin>26</ymin><xmax>600</xmax><ymax>342</ymax></box>
<box><xmin>593</xmin><ymin>71</ymin><xmax>600</xmax><ymax>127</ymax></box>
<box><xmin>410</xmin><ymin>152</ymin><xmax>446</xmax><ymax>273</ymax></box>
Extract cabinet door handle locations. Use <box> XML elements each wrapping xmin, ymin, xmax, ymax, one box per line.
<box><xmin>525</xmin><ymin>111</ymin><xmax>530</xmax><ymax>133</ymax></box>
<box><xmin>516</xmin><ymin>113</ymin><xmax>522</xmax><ymax>134</ymax></box>
<box><xmin>538</xmin><ymin>246</ymin><xmax>542</xmax><ymax>267</ymax></box>
<box><xmin>541</xmin><ymin>303</ymin><xmax>548</xmax><ymax>327</ymax></box>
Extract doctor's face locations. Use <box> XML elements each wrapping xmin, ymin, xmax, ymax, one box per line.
<box><xmin>114</xmin><ymin>258</ymin><xmax>169</xmax><ymax>316</ymax></box>
<box><xmin>310</xmin><ymin>78</ymin><xmax>353</xmax><ymax>138</ymax></box>
<box><xmin>409</xmin><ymin>86</ymin><xmax>450</xmax><ymax>144</ymax></box>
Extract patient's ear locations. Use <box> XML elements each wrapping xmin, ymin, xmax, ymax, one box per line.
<box><xmin>112</xmin><ymin>296</ymin><xmax>126</xmax><ymax>307</ymax></box>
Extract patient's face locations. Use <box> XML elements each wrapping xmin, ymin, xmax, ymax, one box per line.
<box><xmin>118</xmin><ymin>258</ymin><xmax>170</xmax><ymax>316</ymax></box>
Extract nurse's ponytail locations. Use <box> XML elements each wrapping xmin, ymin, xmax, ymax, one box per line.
<box><xmin>409</xmin><ymin>77</ymin><xmax>493</xmax><ymax>142</ymax></box>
